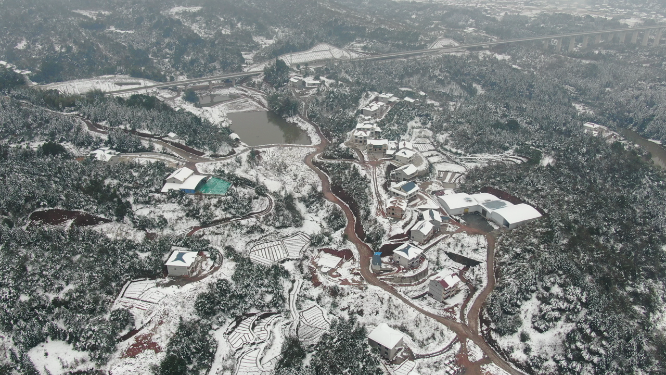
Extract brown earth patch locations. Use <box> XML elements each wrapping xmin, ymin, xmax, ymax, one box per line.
<box><xmin>29</xmin><ymin>209</ymin><xmax>112</xmax><ymax>226</ymax></box>
<box><xmin>123</xmin><ymin>333</ymin><xmax>162</xmax><ymax>358</ymax></box>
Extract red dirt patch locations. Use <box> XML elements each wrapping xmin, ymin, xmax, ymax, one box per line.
<box><xmin>123</xmin><ymin>333</ymin><xmax>162</xmax><ymax>358</ymax></box>
<box><xmin>29</xmin><ymin>209</ymin><xmax>112</xmax><ymax>226</ymax></box>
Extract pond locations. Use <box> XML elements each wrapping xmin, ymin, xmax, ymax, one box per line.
<box><xmin>620</xmin><ymin>129</ymin><xmax>666</xmax><ymax>169</ymax></box>
<box><xmin>228</xmin><ymin>111</ymin><xmax>310</xmax><ymax>146</ymax></box>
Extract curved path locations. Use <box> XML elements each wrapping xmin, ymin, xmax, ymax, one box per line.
<box><xmin>303</xmin><ymin>124</ymin><xmax>523</xmax><ymax>375</ymax></box>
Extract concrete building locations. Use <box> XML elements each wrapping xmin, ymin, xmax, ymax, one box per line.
<box><xmin>162</xmin><ymin>167</ymin><xmax>210</xmax><ymax>194</ymax></box>
<box><xmin>377</xmin><ymin>93</ymin><xmax>394</xmax><ymax>103</ymax></box>
<box><xmin>394</xmin><ymin>148</ymin><xmax>416</xmax><ymax>165</ymax></box>
<box><xmin>386</xmin><ymin>197</ymin><xmax>407</xmax><ymax>219</ymax></box>
<box><xmin>438</xmin><ymin>192</ymin><xmax>542</xmax><ymax>229</ymax></box>
<box><xmin>89</xmin><ymin>147</ymin><xmax>119</xmax><ymax>162</ymax></box>
<box><xmin>428</xmin><ymin>270</ymin><xmax>462</xmax><ymax>302</ymax></box>
<box><xmin>165</xmin><ymin>247</ymin><xmax>202</xmax><ymax>277</ymax></box>
<box><xmin>367</xmin><ymin>323</ymin><xmax>404</xmax><ymax>360</ymax></box>
<box><xmin>362</xmin><ymin>102</ymin><xmax>388</xmax><ymax>118</ymax></box>
<box><xmin>367</xmin><ymin>139</ymin><xmax>389</xmax><ymax>153</ymax></box>
<box><xmin>356</xmin><ymin>122</ymin><xmax>382</xmax><ymax>138</ymax></box>
<box><xmin>424</xmin><ymin>209</ymin><xmax>443</xmax><ymax>231</ymax></box>
<box><xmin>392</xmin><ymin>243</ymin><xmax>423</xmax><ymax>268</ymax></box>
<box><xmin>391</xmin><ymin>164</ymin><xmax>418</xmax><ymax>181</ymax></box>
<box><xmin>410</xmin><ymin>220</ymin><xmax>435</xmax><ymax>244</ymax></box>
<box><xmin>303</xmin><ymin>78</ymin><xmax>322</xmax><ymax>88</ymax></box>
<box><xmin>389</xmin><ymin>181</ymin><xmax>420</xmax><ymax>200</ymax></box>
<box><xmin>351</xmin><ymin>129</ymin><xmax>371</xmax><ymax>146</ymax></box>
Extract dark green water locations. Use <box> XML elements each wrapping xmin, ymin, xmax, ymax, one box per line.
<box><xmin>228</xmin><ymin>111</ymin><xmax>310</xmax><ymax>146</ymax></box>
<box><xmin>620</xmin><ymin>129</ymin><xmax>666</xmax><ymax>169</ymax></box>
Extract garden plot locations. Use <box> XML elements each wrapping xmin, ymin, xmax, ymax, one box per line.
<box><xmin>235</xmin><ymin>347</ymin><xmax>273</xmax><ymax>375</ymax></box>
<box><xmin>297</xmin><ymin>305</ymin><xmax>331</xmax><ymax>347</ymax></box>
<box><xmin>226</xmin><ymin>314</ymin><xmax>280</xmax><ymax>350</ymax></box>
<box><xmin>249</xmin><ymin>232</ymin><xmax>310</xmax><ymax>265</ymax></box>
<box><xmin>114</xmin><ymin>279</ymin><xmax>166</xmax><ymax>325</ymax></box>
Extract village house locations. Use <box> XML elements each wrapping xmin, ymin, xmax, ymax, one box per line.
<box><xmin>89</xmin><ymin>147</ymin><xmax>119</xmax><ymax>162</ymax></box>
<box><xmin>161</xmin><ymin>167</ymin><xmax>209</xmax><ymax>194</ymax></box>
<box><xmin>394</xmin><ymin>148</ymin><xmax>416</xmax><ymax>165</ymax></box>
<box><xmin>367</xmin><ymin>323</ymin><xmax>404</xmax><ymax>360</ymax></box>
<box><xmin>392</xmin><ymin>243</ymin><xmax>423</xmax><ymax>268</ymax></box>
<box><xmin>424</xmin><ymin>209</ymin><xmax>444</xmax><ymax>231</ymax></box>
<box><xmin>386</xmin><ymin>197</ymin><xmax>407</xmax><ymax>219</ymax></box>
<box><xmin>362</xmin><ymin>102</ymin><xmax>388</xmax><ymax>118</ymax></box>
<box><xmin>389</xmin><ymin>181</ymin><xmax>420</xmax><ymax>200</ymax></box>
<box><xmin>303</xmin><ymin>77</ymin><xmax>322</xmax><ymax>88</ymax></box>
<box><xmin>351</xmin><ymin>129</ymin><xmax>370</xmax><ymax>146</ymax></box>
<box><xmin>428</xmin><ymin>270</ymin><xmax>462</xmax><ymax>302</ymax></box>
<box><xmin>410</xmin><ymin>220</ymin><xmax>435</xmax><ymax>244</ymax></box>
<box><xmin>165</xmin><ymin>247</ymin><xmax>202</xmax><ymax>277</ymax></box>
<box><xmin>377</xmin><ymin>93</ymin><xmax>394</xmax><ymax>103</ymax></box>
<box><xmin>391</xmin><ymin>164</ymin><xmax>418</xmax><ymax>181</ymax></box>
<box><xmin>356</xmin><ymin>122</ymin><xmax>382</xmax><ymax>138</ymax></box>
<box><xmin>367</xmin><ymin>139</ymin><xmax>389</xmax><ymax>154</ymax></box>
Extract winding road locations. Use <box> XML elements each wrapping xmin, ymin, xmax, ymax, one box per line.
<box><xmin>303</xmin><ymin>121</ymin><xmax>523</xmax><ymax>375</ymax></box>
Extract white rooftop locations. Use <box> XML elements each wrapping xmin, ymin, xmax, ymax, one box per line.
<box><xmin>386</xmin><ymin>197</ymin><xmax>407</xmax><ymax>210</ymax></box>
<box><xmin>180</xmin><ymin>175</ymin><xmax>208</xmax><ymax>191</ymax></box>
<box><xmin>367</xmin><ymin>139</ymin><xmax>389</xmax><ymax>146</ymax></box>
<box><xmin>494</xmin><ymin>203</ymin><xmax>542</xmax><ymax>224</ymax></box>
<box><xmin>395</xmin><ymin>149</ymin><xmax>416</xmax><ymax>158</ymax></box>
<box><xmin>394</xmin><ymin>243</ymin><xmax>423</xmax><ymax>260</ymax></box>
<box><xmin>425</xmin><ymin>209</ymin><xmax>442</xmax><ymax>223</ymax></box>
<box><xmin>396</xmin><ymin>164</ymin><xmax>418</xmax><ymax>176</ymax></box>
<box><xmin>471</xmin><ymin>193</ymin><xmax>499</xmax><ymax>204</ymax></box>
<box><xmin>438</xmin><ymin>193</ymin><xmax>478</xmax><ymax>210</ymax></box>
<box><xmin>412</xmin><ymin>220</ymin><xmax>434</xmax><ymax>235</ymax></box>
<box><xmin>368</xmin><ymin>323</ymin><xmax>403</xmax><ymax>350</ymax></box>
<box><xmin>167</xmin><ymin>167</ymin><xmax>195</xmax><ymax>183</ymax></box>
<box><xmin>165</xmin><ymin>250</ymin><xmax>199</xmax><ymax>267</ymax></box>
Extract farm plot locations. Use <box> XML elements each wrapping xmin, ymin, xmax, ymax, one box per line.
<box><xmin>279</xmin><ymin>43</ymin><xmax>361</xmax><ymax>66</ymax></box>
<box><xmin>414</xmin><ymin>143</ymin><xmax>436</xmax><ymax>152</ymax></box>
<box><xmin>392</xmin><ymin>360</ymin><xmax>416</xmax><ymax>375</ymax></box>
<box><xmin>249</xmin><ymin>232</ymin><xmax>310</xmax><ymax>265</ymax></box>
<box><xmin>235</xmin><ymin>348</ymin><xmax>272</xmax><ymax>375</ymax></box>
<box><xmin>226</xmin><ymin>314</ymin><xmax>280</xmax><ymax>350</ymax></box>
<box><xmin>297</xmin><ymin>305</ymin><xmax>330</xmax><ymax>347</ymax></box>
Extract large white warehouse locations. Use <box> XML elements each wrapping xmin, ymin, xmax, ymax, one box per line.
<box><xmin>437</xmin><ymin>192</ymin><xmax>542</xmax><ymax>229</ymax></box>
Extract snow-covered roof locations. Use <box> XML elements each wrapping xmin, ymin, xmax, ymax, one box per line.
<box><xmin>494</xmin><ymin>203</ymin><xmax>542</xmax><ymax>224</ymax></box>
<box><xmin>368</xmin><ymin>323</ymin><xmax>403</xmax><ymax>349</ymax></box>
<box><xmin>394</xmin><ymin>243</ymin><xmax>423</xmax><ymax>260</ymax></box>
<box><xmin>425</xmin><ymin>209</ymin><xmax>442</xmax><ymax>223</ymax></box>
<box><xmin>436</xmin><ymin>273</ymin><xmax>460</xmax><ymax>289</ymax></box>
<box><xmin>481</xmin><ymin>200</ymin><xmax>512</xmax><ymax>211</ymax></box>
<box><xmin>396</xmin><ymin>164</ymin><xmax>418</xmax><ymax>176</ymax></box>
<box><xmin>165</xmin><ymin>250</ymin><xmax>199</xmax><ymax>267</ymax></box>
<box><xmin>412</xmin><ymin>220</ymin><xmax>434</xmax><ymax>236</ymax></box>
<box><xmin>180</xmin><ymin>175</ymin><xmax>208</xmax><ymax>191</ymax></box>
<box><xmin>470</xmin><ymin>193</ymin><xmax>499</xmax><ymax>204</ymax></box>
<box><xmin>356</xmin><ymin>122</ymin><xmax>380</xmax><ymax>131</ymax></box>
<box><xmin>167</xmin><ymin>167</ymin><xmax>195</xmax><ymax>183</ymax></box>
<box><xmin>353</xmin><ymin>130</ymin><xmax>370</xmax><ymax>137</ymax></box>
<box><xmin>398</xmin><ymin>141</ymin><xmax>413</xmax><ymax>150</ymax></box>
<box><xmin>386</xmin><ymin>197</ymin><xmax>407</xmax><ymax>210</ymax></box>
<box><xmin>167</xmin><ymin>132</ymin><xmax>178</xmax><ymax>138</ymax></box>
<box><xmin>367</xmin><ymin>139</ymin><xmax>388</xmax><ymax>146</ymax></box>
<box><xmin>438</xmin><ymin>193</ymin><xmax>477</xmax><ymax>210</ymax></box>
<box><xmin>395</xmin><ymin>149</ymin><xmax>416</xmax><ymax>159</ymax></box>
<box><xmin>229</xmin><ymin>133</ymin><xmax>240</xmax><ymax>140</ymax></box>
<box><xmin>161</xmin><ymin>182</ymin><xmax>183</xmax><ymax>193</ymax></box>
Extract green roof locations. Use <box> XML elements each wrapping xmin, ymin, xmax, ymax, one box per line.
<box><xmin>197</xmin><ymin>177</ymin><xmax>232</xmax><ymax>195</ymax></box>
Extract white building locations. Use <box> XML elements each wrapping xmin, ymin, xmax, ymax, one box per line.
<box><xmin>492</xmin><ymin>203</ymin><xmax>542</xmax><ymax>229</ymax></box>
<box><xmin>428</xmin><ymin>270</ymin><xmax>462</xmax><ymax>302</ymax></box>
<box><xmin>391</xmin><ymin>164</ymin><xmax>418</xmax><ymax>181</ymax></box>
<box><xmin>351</xmin><ymin>130</ymin><xmax>371</xmax><ymax>146</ymax></box>
<box><xmin>377</xmin><ymin>93</ymin><xmax>394</xmax><ymax>103</ymax></box>
<box><xmin>165</xmin><ymin>247</ymin><xmax>202</xmax><ymax>277</ymax></box>
<box><xmin>356</xmin><ymin>122</ymin><xmax>382</xmax><ymax>138</ymax></box>
<box><xmin>424</xmin><ymin>209</ymin><xmax>443</xmax><ymax>231</ymax></box>
<box><xmin>89</xmin><ymin>147</ymin><xmax>119</xmax><ymax>162</ymax></box>
<box><xmin>362</xmin><ymin>102</ymin><xmax>388</xmax><ymax>118</ymax></box>
<box><xmin>392</xmin><ymin>243</ymin><xmax>423</xmax><ymax>268</ymax></box>
<box><xmin>386</xmin><ymin>197</ymin><xmax>407</xmax><ymax>219</ymax></box>
<box><xmin>438</xmin><ymin>192</ymin><xmax>542</xmax><ymax>229</ymax></box>
<box><xmin>303</xmin><ymin>77</ymin><xmax>322</xmax><ymax>88</ymax></box>
<box><xmin>410</xmin><ymin>220</ymin><xmax>435</xmax><ymax>244</ymax></box>
<box><xmin>394</xmin><ymin>148</ymin><xmax>416</xmax><ymax>165</ymax></box>
<box><xmin>389</xmin><ymin>181</ymin><xmax>420</xmax><ymax>200</ymax></box>
<box><xmin>367</xmin><ymin>139</ymin><xmax>389</xmax><ymax>153</ymax></box>
<box><xmin>162</xmin><ymin>167</ymin><xmax>210</xmax><ymax>194</ymax></box>
<box><xmin>367</xmin><ymin>323</ymin><xmax>404</xmax><ymax>360</ymax></box>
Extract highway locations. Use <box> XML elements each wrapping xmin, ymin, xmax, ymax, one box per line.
<box><xmin>105</xmin><ymin>25</ymin><xmax>664</xmax><ymax>96</ymax></box>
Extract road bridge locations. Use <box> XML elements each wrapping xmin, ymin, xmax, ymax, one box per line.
<box><xmin>105</xmin><ymin>25</ymin><xmax>665</xmax><ymax>96</ymax></box>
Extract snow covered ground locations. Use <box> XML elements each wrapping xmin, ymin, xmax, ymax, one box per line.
<box><xmin>247</xmin><ymin>43</ymin><xmax>362</xmax><ymax>71</ymax></box>
<box><xmin>42</xmin><ymin>75</ymin><xmax>158</xmax><ymax>95</ymax></box>
<box><xmin>28</xmin><ymin>339</ymin><xmax>93</xmax><ymax>375</ymax></box>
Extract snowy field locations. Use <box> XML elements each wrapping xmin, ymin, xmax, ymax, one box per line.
<box><xmin>42</xmin><ymin>75</ymin><xmax>158</xmax><ymax>95</ymax></box>
<box><xmin>28</xmin><ymin>339</ymin><xmax>92</xmax><ymax>375</ymax></box>
<box><xmin>248</xmin><ymin>43</ymin><xmax>362</xmax><ymax>71</ymax></box>
<box><xmin>429</xmin><ymin>38</ymin><xmax>460</xmax><ymax>49</ymax></box>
